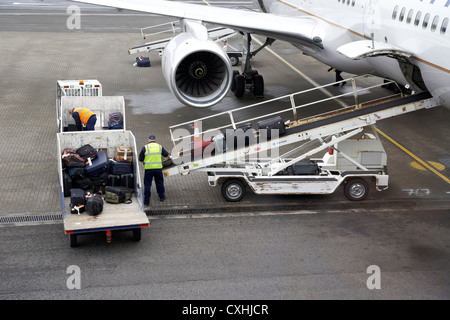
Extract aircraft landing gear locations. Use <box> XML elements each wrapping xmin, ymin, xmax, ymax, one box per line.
<box><xmin>231</xmin><ymin>70</ymin><xmax>264</xmax><ymax>98</ymax></box>
<box><xmin>231</xmin><ymin>34</ymin><xmax>274</xmax><ymax>99</ymax></box>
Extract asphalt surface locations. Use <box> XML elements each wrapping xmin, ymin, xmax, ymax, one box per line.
<box><xmin>1</xmin><ymin>208</ymin><xmax>449</xmax><ymax>300</ymax></box>
<box><xmin>0</xmin><ymin>0</ymin><xmax>449</xmax><ymax>301</ymax></box>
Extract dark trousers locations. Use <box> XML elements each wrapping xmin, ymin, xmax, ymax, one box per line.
<box><xmin>144</xmin><ymin>169</ymin><xmax>165</xmax><ymax>204</ymax></box>
<box><xmin>85</xmin><ymin>115</ymin><xmax>97</xmax><ymax>131</ymax></box>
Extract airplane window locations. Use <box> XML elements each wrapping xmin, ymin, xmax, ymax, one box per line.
<box><xmin>347</xmin><ymin>0</ymin><xmax>350</xmax><ymax>4</ymax></box>
<box><xmin>407</xmin><ymin>9</ymin><xmax>414</xmax><ymax>24</ymax></box>
<box><xmin>431</xmin><ymin>16</ymin><xmax>439</xmax><ymax>32</ymax></box>
<box><xmin>399</xmin><ymin>7</ymin><xmax>406</xmax><ymax>22</ymax></box>
<box><xmin>441</xmin><ymin>18</ymin><xmax>449</xmax><ymax>35</ymax></box>
<box><xmin>392</xmin><ymin>6</ymin><xmax>399</xmax><ymax>20</ymax></box>
<box><xmin>415</xmin><ymin>11</ymin><xmax>422</xmax><ymax>26</ymax></box>
<box><xmin>423</xmin><ymin>13</ymin><xmax>430</xmax><ymax>29</ymax></box>
<box><xmin>352</xmin><ymin>0</ymin><xmax>356</xmax><ymax>6</ymax></box>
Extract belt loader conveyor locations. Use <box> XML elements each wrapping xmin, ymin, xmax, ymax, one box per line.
<box><xmin>163</xmin><ymin>75</ymin><xmax>439</xmax><ymax>201</ymax></box>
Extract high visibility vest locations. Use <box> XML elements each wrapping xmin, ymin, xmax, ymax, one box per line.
<box><xmin>73</xmin><ymin>107</ymin><xmax>95</xmax><ymax>125</ymax></box>
<box><xmin>144</xmin><ymin>142</ymin><xmax>163</xmax><ymax>169</ymax></box>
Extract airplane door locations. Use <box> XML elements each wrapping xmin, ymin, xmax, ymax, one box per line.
<box><xmin>364</xmin><ymin>0</ymin><xmax>378</xmax><ymax>38</ymax></box>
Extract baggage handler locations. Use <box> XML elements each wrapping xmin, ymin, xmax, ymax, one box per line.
<box><xmin>69</xmin><ymin>107</ymin><xmax>97</xmax><ymax>131</ymax></box>
<box><xmin>139</xmin><ymin>134</ymin><xmax>171</xmax><ymax>206</ymax></box>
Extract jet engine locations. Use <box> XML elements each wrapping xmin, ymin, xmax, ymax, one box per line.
<box><xmin>162</xmin><ymin>32</ymin><xmax>232</xmax><ymax>108</ymax></box>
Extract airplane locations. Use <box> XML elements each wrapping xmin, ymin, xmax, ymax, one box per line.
<box><xmin>72</xmin><ymin>0</ymin><xmax>450</xmax><ymax>109</ymax></box>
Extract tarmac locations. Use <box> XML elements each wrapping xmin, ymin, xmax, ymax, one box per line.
<box><xmin>1</xmin><ymin>3</ymin><xmax>450</xmax><ymax>219</ymax></box>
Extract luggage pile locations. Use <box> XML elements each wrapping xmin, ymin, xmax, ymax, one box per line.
<box><xmin>181</xmin><ymin>116</ymin><xmax>288</xmax><ymax>160</ymax></box>
<box><xmin>62</xmin><ymin>144</ymin><xmax>136</xmax><ymax>215</ymax></box>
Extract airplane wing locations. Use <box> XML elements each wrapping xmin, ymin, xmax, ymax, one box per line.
<box><xmin>72</xmin><ymin>0</ymin><xmax>324</xmax><ymax>49</ymax></box>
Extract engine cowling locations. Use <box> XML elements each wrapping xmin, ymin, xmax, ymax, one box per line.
<box><xmin>162</xmin><ymin>32</ymin><xmax>232</xmax><ymax>108</ymax></box>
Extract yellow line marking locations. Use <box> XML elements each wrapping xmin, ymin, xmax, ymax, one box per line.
<box><xmin>428</xmin><ymin>161</ymin><xmax>445</xmax><ymax>171</ymax></box>
<box><xmin>375</xmin><ymin>127</ymin><xmax>450</xmax><ymax>185</ymax></box>
<box><xmin>410</xmin><ymin>161</ymin><xmax>426</xmax><ymax>171</ymax></box>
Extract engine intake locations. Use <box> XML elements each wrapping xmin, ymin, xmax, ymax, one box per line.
<box><xmin>162</xmin><ymin>33</ymin><xmax>232</xmax><ymax>108</ymax></box>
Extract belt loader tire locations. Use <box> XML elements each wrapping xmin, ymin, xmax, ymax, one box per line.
<box><xmin>221</xmin><ymin>179</ymin><xmax>246</xmax><ymax>202</ymax></box>
<box><xmin>344</xmin><ymin>178</ymin><xmax>369</xmax><ymax>201</ymax></box>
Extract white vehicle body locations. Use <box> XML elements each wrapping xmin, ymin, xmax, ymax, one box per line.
<box><xmin>208</xmin><ymin>127</ymin><xmax>388</xmax><ymax>202</ymax></box>
<box><xmin>56</xmin><ymin>80</ymin><xmax>148</xmax><ymax>247</ymax></box>
<box><xmin>56</xmin><ymin>80</ymin><xmax>102</xmax><ymax>129</ymax></box>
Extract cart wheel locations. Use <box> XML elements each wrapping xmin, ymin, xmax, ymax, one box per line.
<box><xmin>229</xmin><ymin>54</ymin><xmax>239</xmax><ymax>66</ymax></box>
<box><xmin>344</xmin><ymin>178</ymin><xmax>369</xmax><ymax>201</ymax></box>
<box><xmin>131</xmin><ymin>228</ymin><xmax>142</xmax><ymax>241</ymax></box>
<box><xmin>222</xmin><ymin>179</ymin><xmax>246</xmax><ymax>202</ymax></box>
<box><xmin>70</xmin><ymin>234</ymin><xmax>78</xmax><ymax>248</ymax></box>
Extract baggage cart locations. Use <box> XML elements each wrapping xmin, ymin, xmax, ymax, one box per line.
<box><xmin>57</xmin><ymin>130</ymin><xmax>149</xmax><ymax>247</ymax></box>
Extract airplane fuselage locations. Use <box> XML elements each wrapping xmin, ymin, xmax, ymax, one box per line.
<box><xmin>255</xmin><ymin>0</ymin><xmax>450</xmax><ymax>108</ymax></box>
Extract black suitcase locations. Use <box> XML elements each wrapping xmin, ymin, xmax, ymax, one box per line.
<box><xmin>89</xmin><ymin>171</ymin><xmax>109</xmax><ymax>187</ymax></box>
<box><xmin>292</xmin><ymin>159</ymin><xmax>319</xmax><ymax>175</ymax></box>
<box><xmin>76</xmin><ymin>144</ymin><xmax>98</xmax><ymax>160</ymax></box>
<box><xmin>68</xmin><ymin>167</ymin><xmax>85</xmax><ymax>179</ymax></box>
<box><xmin>257</xmin><ymin>116</ymin><xmax>286</xmax><ymax>140</ymax></box>
<box><xmin>85</xmin><ymin>194</ymin><xmax>103</xmax><ymax>216</ymax></box>
<box><xmin>85</xmin><ymin>151</ymin><xmax>109</xmax><ymax>177</ymax></box>
<box><xmin>67</xmin><ymin>124</ymin><xmax>80</xmax><ymax>132</ymax></box>
<box><xmin>109</xmin><ymin>160</ymin><xmax>132</xmax><ymax>175</ymax></box>
<box><xmin>70</xmin><ymin>188</ymin><xmax>85</xmax><ymax>207</ymax></box>
<box><xmin>120</xmin><ymin>173</ymin><xmax>134</xmax><ymax>189</ymax></box>
<box><xmin>72</xmin><ymin>176</ymin><xmax>94</xmax><ymax>190</ymax></box>
<box><xmin>63</xmin><ymin>169</ymin><xmax>72</xmax><ymax>197</ymax></box>
<box><xmin>226</xmin><ymin>123</ymin><xmax>253</xmax><ymax>149</ymax></box>
<box><xmin>107</xmin><ymin>174</ymin><xmax>121</xmax><ymax>186</ymax></box>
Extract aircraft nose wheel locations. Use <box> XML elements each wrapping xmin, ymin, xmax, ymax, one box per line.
<box><xmin>231</xmin><ymin>70</ymin><xmax>264</xmax><ymax>98</ymax></box>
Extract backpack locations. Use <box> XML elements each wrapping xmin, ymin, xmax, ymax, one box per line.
<box><xmin>105</xmin><ymin>186</ymin><xmax>133</xmax><ymax>204</ymax></box>
<box><xmin>108</xmin><ymin>112</ymin><xmax>124</xmax><ymax>130</ymax></box>
<box><xmin>62</xmin><ymin>148</ymin><xmax>85</xmax><ymax>168</ymax></box>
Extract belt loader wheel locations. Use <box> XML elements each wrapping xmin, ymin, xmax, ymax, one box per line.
<box><xmin>222</xmin><ymin>179</ymin><xmax>246</xmax><ymax>202</ymax></box>
<box><xmin>344</xmin><ymin>178</ymin><xmax>369</xmax><ymax>201</ymax></box>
